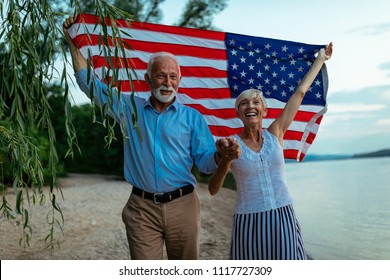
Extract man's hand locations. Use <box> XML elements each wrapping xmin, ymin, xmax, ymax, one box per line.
<box><xmin>63</xmin><ymin>16</ymin><xmax>88</xmax><ymax>72</ymax></box>
<box><xmin>63</xmin><ymin>16</ymin><xmax>77</xmax><ymax>48</ymax></box>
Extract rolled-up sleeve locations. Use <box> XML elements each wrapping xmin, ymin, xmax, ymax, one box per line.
<box><xmin>75</xmin><ymin>68</ymin><xmax>122</xmax><ymax>122</ymax></box>
<box><xmin>191</xmin><ymin>112</ymin><xmax>218</xmax><ymax>174</ymax></box>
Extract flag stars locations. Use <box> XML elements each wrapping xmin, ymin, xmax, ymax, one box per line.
<box><xmin>226</xmin><ymin>35</ymin><xmax>325</xmax><ymax>116</ymax></box>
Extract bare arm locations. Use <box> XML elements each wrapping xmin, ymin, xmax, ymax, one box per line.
<box><xmin>63</xmin><ymin>16</ymin><xmax>88</xmax><ymax>72</ymax></box>
<box><xmin>209</xmin><ymin>138</ymin><xmax>241</xmax><ymax>195</ymax></box>
<box><xmin>208</xmin><ymin>158</ymin><xmax>232</xmax><ymax>196</ymax></box>
<box><xmin>268</xmin><ymin>42</ymin><xmax>333</xmax><ymax>145</ymax></box>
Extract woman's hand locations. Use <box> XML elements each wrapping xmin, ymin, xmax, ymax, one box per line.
<box><xmin>318</xmin><ymin>42</ymin><xmax>333</xmax><ymax>61</ymax></box>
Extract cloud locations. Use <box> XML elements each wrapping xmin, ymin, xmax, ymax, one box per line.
<box><xmin>347</xmin><ymin>22</ymin><xmax>390</xmax><ymax>36</ymax></box>
<box><xmin>379</xmin><ymin>62</ymin><xmax>390</xmax><ymax>70</ymax></box>
<box><xmin>376</xmin><ymin>119</ymin><xmax>390</xmax><ymax>126</ymax></box>
<box><xmin>328</xmin><ymin>103</ymin><xmax>386</xmax><ymax>114</ymax></box>
<box><xmin>323</xmin><ymin>86</ymin><xmax>390</xmax><ymax>131</ymax></box>
<box><xmin>381</xmin><ymin>88</ymin><xmax>390</xmax><ymax>100</ymax></box>
<box><xmin>379</xmin><ymin>62</ymin><xmax>390</xmax><ymax>77</ymax></box>
<box><xmin>329</xmin><ymin>85</ymin><xmax>390</xmax><ymax>103</ymax></box>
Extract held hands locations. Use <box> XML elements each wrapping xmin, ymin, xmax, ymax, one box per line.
<box><xmin>216</xmin><ymin>137</ymin><xmax>241</xmax><ymax>164</ymax></box>
<box><xmin>209</xmin><ymin>138</ymin><xmax>240</xmax><ymax>196</ymax></box>
<box><xmin>317</xmin><ymin>42</ymin><xmax>333</xmax><ymax>61</ymax></box>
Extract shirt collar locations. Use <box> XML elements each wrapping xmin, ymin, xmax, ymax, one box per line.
<box><xmin>144</xmin><ymin>96</ymin><xmax>179</xmax><ymax>112</ymax></box>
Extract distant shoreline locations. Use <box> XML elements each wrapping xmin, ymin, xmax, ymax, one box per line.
<box><xmin>352</xmin><ymin>148</ymin><xmax>390</xmax><ymax>158</ymax></box>
<box><xmin>301</xmin><ymin>148</ymin><xmax>390</xmax><ymax>162</ymax></box>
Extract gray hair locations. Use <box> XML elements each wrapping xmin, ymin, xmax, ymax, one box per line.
<box><xmin>235</xmin><ymin>89</ymin><xmax>267</xmax><ymax>112</ymax></box>
<box><xmin>146</xmin><ymin>52</ymin><xmax>181</xmax><ymax>77</ymax></box>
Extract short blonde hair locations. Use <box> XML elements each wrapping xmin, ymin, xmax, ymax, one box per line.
<box><xmin>235</xmin><ymin>89</ymin><xmax>267</xmax><ymax>112</ymax></box>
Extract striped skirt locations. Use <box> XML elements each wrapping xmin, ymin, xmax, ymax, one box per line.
<box><xmin>230</xmin><ymin>204</ymin><xmax>306</xmax><ymax>260</ymax></box>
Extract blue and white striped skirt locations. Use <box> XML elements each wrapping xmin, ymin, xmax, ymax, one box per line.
<box><xmin>230</xmin><ymin>204</ymin><xmax>307</xmax><ymax>260</ymax></box>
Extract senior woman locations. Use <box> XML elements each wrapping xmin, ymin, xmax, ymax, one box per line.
<box><xmin>208</xmin><ymin>43</ymin><xmax>333</xmax><ymax>260</ymax></box>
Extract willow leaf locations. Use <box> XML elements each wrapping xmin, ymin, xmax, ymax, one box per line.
<box><xmin>15</xmin><ymin>190</ymin><xmax>22</xmax><ymax>215</ymax></box>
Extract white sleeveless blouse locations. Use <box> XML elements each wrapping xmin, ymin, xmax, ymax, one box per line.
<box><xmin>231</xmin><ymin>129</ymin><xmax>293</xmax><ymax>214</ymax></box>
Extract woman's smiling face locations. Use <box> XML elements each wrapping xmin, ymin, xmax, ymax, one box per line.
<box><xmin>237</xmin><ymin>97</ymin><xmax>266</xmax><ymax>125</ymax></box>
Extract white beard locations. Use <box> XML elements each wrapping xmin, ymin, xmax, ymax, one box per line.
<box><xmin>152</xmin><ymin>86</ymin><xmax>176</xmax><ymax>103</ymax></box>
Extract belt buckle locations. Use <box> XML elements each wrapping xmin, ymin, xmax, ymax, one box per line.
<box><xmin>153</xmin><ymin>193</ymin><xmax>164</xmax><ymax>204</ymax></box>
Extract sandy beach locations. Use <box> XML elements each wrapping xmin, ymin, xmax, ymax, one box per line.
<box><xmin>0</xmin><ymin>173</ymin><xmax>235</xmax><ymax>260</ymax></box>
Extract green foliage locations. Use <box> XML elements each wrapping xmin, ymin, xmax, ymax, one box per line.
<box><xmin>118</xmin><ymin>0</ymin><xmax>165</xmax><ymax>23</ymax></box>
<box><xmin>0</xmin><ymin>0</ymin><xmax>229</xmax><ymax>251</ymax></box>
<box><xmin>62</xmin><ymin>104</ymin><xmax>124</xmax><ymax>175</ymax></box>
<box><xmin>0</xmin><ymin>0</ymin><xmax>134</xmax><ymax>250</ymax></box>
<box><xmin>75</xmin><ymin>0</ymin><xmax>227</xmax><ymax>29</ymax></box>
<box><xmin>177</xmin><ymin>0</ymin><xmax>228</xmax><ymax>30</ymax></box>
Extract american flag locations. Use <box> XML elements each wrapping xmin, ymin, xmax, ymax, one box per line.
<box><xmin>67</xmin><ymin>14</ymin><xmax>328</xmax><ymax>161</ymax></box>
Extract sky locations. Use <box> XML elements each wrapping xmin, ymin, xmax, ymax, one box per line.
<box><xmin>71</xmin><ymin>0</ymin><xmax>390</xmax><ymax>155</ymax></box>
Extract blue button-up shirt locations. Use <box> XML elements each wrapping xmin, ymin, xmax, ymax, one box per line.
<box><xmin>75</xmin><ymin>68</ymin><xmax>217</xmax><ymax>193</ymax></box>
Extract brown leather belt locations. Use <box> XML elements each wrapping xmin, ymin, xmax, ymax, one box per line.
<box><xmin>132</xmin><ymin>185</ymin><xmax>194</xmax><ymax>204</ymax></box>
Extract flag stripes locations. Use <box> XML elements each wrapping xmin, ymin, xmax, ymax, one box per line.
<box><xmin>68</xmin><ymin>14</ymin><xmax>328</xmax><ymax>161</ymax></box>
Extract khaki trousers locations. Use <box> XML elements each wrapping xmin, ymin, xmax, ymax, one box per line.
<box><xmin>122</xmin><ymin>190</ymin><xmax>200</xmax><ymax>260</ymax></box>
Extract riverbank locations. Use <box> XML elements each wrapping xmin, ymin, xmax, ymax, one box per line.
<box><xmin>0</xmin><ymin>173</ymin><xmax>235</xmax><ymax>260</ymax></box>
